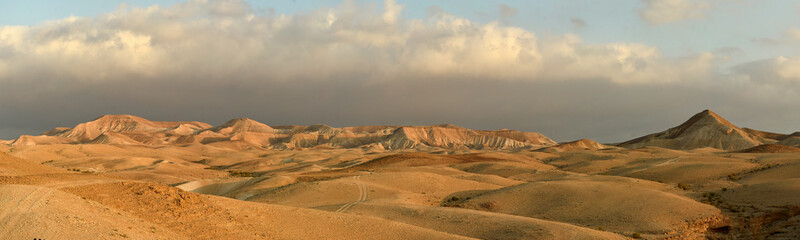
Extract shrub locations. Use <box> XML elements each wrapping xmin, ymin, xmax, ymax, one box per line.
<box><xmin>480</xmin><ymin>201</ymin><xmax>496</xmax><ymax>210</ymax></box>
<box><xmin>228</xmin><ymin>170</ymin><xmax>253</xmax><ymax>177</ymax></box>
<box><xmin>632</xmin><ymin>232</ymin><xmax>642</xmax><ymax>238</ymax></box>
<box><xmin>728</xmin><ymin>174</ymin><xmax>739</xmax><ymax>181</ymax></box>
<box><xmin>677</xmin><ymin>182</ymin><xmax>690</xmax><ymax>190</ymax></box>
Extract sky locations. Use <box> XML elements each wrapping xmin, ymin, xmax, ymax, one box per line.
<box><xmin>1</xmin><ymin>0</ymin><xmax>799</xmax><ymax>142</ymax></box>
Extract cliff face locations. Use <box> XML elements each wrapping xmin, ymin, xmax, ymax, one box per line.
<box><xmin>619</xmin><ymin>110</ymin><xmax>764</xmax><ymax>151</ymax></box>
<box><xmin>8</xmin><ymin>115</ymin><xmax>556</xmax><ymax>151</ymax></box>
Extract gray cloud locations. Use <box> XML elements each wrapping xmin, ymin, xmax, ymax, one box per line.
<box><xmin>754</xmin><ymin>27</ymin><xmax>800</xmax><ymax>46</ymax></box>
<box><xmin>498</xmin><ymin>4</ymin><xmax>517</xmax><ymax>19</ymax></box>
<box><xmin>639</xmin><ymin>0</ymin><xmax>711</xmax><ymax>25</ymax></box>
<box><xmin>733</xmin><ymin>57</ymin><xmax>800</xmax><ymax>88</ymax></box>
<box><xmin>570</xmin><ymin>18</ymin><xmax>587</xmax><ymax>29</ymax></box>
<box><xmin>0</xmin><ymin>0</ymin><xmax>799</xmax><ymax>142</ymax></box>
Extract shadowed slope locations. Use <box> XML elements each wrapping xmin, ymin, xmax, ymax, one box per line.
<box><xmin>739</xmin><ymin>144</ymin><xmax>800</xmax><ymax>153</ymax></box>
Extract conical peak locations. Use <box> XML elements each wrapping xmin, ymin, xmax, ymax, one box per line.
<box><xmin>221</xmin><ymin>118</ymin><xmax>267</xmax><ymax>127</ymax></box>
<box><xmin>664</xmin><ymin>110</ymin><xmax>736</xmax><ymax>139</ymax></box>
<box><xmin>214</xmin><ymin>117</ymin><xmax>274</xmax><ymax>134</ymax></box>
<box><xmin>620</xmin><ymin>109</ymin><xmax>762</xmax><ymax>150</ymax></box>
<box><xmin>679</xmin><ymin>109</ymin><xmax>736</xmax><ymax>129</ymax></box>
<box><xmin>701</xmin><ymin>109</ymin><xmax>733</xmax><ymax>123</ymax></box>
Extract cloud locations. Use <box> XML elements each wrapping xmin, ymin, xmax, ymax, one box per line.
<box><xmin>382</xmin><ymin>0</ymin><xmax>403</xmax><ymax>24</ymax></box>
<box><xmin>712</xmin><ymin>46</ymin><xmax>743</xmax><ymax>63</ymax></box>
<box><xmin>0</xmin><ymin>0</ymin><xmax>716</xmax><ymax>86</ymax></box>
<box><xmin>754</xmin><ymin>27</ymin><xmax>800</xmax><ymax>46</ymax></box>
<box><xmin>498</xmin><ymin>4</ymin><xmax>517</xmax><ymax>18</ymax></box>
<box><xmin>0</xmin><ymin>0</ymin><xmax>799</xmax><ymax>142</ymax></box>
<box><xmin>734</xmin><ymin>56</ymin><xmax>800</xmax><ymax>87</ymax></box>
<box><xmin>639</xmin><ymin>0</ymin><xmax>712</xmax><ymax>25</ymax></box>
<box><xmin>570</xmin><ymin>18</ymin><xmax>587</xmax><ymax>29</ymax></box>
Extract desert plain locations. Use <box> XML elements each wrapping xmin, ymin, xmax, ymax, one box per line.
<box><xmin>1</xmin><ymin>109</ymin><xmax>799</xmax><ymax>239</ymax></box>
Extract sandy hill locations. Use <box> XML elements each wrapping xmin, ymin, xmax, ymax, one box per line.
<box><xmin>0</xmin><ymin>151</ymin><xmax>65</xmax><ymax>176</ymax></box>
<box><xmin>4</xmin><ymin>124</ymin><xmax>800</xmax><ymax>239</ymax></box>
<box><xmin>51</xmin><ymin>115</ymin><xmax>210</xmax><ymax>141</ymax></box>
<box><xmin>0</xmin><ymin>175</ymin><xmax>472</xmax><ymax>240</ymax></box>
<box><xmin>538</xmin><ymin>139</ymin><xmax>610</xmax><ymax>152</ymax></box>
<box><xmin>208</xmin><ymin>118</ymin><xmax>275</xmax><ymax>135</ymax></box>
<box><xmin>777</xmin><ymin>133</ymin><xmax>800</xmax><ymax>147</ymax></box>
<box><xmin>382</xmin><ymin>125</ymin><xmax>555</xmax><ymax>150</ymax></box>
<box><xmin>6</xmin><ymin>115</ymin><xmax>555</xmax><ymax>151</ymax></box>
<box><xmin>742</xmin><ymin>128</ymin><xmax>788</xmax><ymax>143</ymax></box>
<box><xmin>739</xmin><ymin>144</ymin><xmax>800</xmax><ymax>153</ymax></box>
<box><xmin>619</xmin><ymin>110</ymin><xmax>763</xmax><ymax>150</ymax></box>
<box><xmin>443</xmin><ymin>175</ymin><xmax>724</xmax><ymax>235</ymax></box>
<box><xmin>87</xmin><ymin>132</ymin><xmax>144</xmax><ymax>145</ymax></box>
<box><xmin>10</xmin><ymin>135</ymin><xmax>75</xmax><ymax>146</ymax></box>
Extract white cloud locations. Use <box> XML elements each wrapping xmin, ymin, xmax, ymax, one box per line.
<box><xmin>734</xmin><ymin>56</ymin><xmax>800</xmax><ymax>87</ymax></box>
<box><xmin>639</xmin><ymin>0</ymin><xmax>712</xmax><ymax>25</ymax></box>
<box><xmin>382</xmin><ymin>0</ymin><xmax>403</xmax><ymax>24</ymax></box>
<box><xmin>0</xmin><ymin>0</ymin><xmax>720</xmax><ymax>86</ymax></box>
<box><xmin>786</xmin><ymin>28</ymin><xmax>800</xmax><ymax>41</ymax></box>
<box><xmin>1</xmin><ymin>0</ymin><xmax>799</xmax><ymax>143</ymax></box>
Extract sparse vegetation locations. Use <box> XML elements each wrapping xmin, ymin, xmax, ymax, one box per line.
<box><xmin>728</xmin><ymin>205</ymin><xmax>741</xmax><ymax>213</ymax></box>
<box><xmin>228</xmin><ymin>170</ymin><xmax>253</xmax><ymax>177</ymax></box>
<box><xmin>728</xmin><ymin>173</ymin><xmax>739</xmax><ymax>181</ymax></box>
<box><xmin>480</xmin><ymin>201</ymin><xmax>496</xmax><ymax>210</ymax></box>
<box><xmin>702</xmin><ymin>192</ymin><xmax>724</xmax><ymax>205</ymax></box>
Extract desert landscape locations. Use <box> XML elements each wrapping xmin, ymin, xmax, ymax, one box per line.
<box><xmin>1</xmin><ymin>110</ymin><xmax>798</xmax><ymax>239</ymax></box>
<box><xmin>2</xmin><ymin>0</ymin><xmax>800</xmax><ymax>239</ymax></box>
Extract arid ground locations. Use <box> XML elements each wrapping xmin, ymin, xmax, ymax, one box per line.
<box><xmin>1</xmin><ymin>110</ymin><xmax>798</xmax><ymax>239</ymax></box>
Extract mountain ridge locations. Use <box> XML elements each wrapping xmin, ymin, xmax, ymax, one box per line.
<box><xmin>6</xmin><ymin>115</ymin><xmax>557</xmax><ymax>151</ymax></box>
<box><xmin>5</xmin><ymin>110</ymin><xmax>798</xmax><ymax>151</ymax></box>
